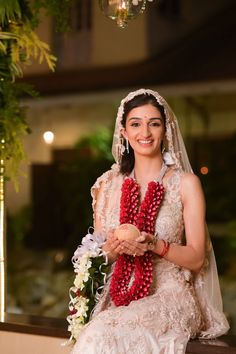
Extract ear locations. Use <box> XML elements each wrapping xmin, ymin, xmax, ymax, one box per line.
<box><xmin>120</xmin><ymin>128</ymin><xmax>128</xmax><ymax>139</ymax></box>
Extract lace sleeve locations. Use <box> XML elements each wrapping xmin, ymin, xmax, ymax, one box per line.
<box><xmin>91</xmin><ymin>164</ymin><xmax>120</xmax><ymax>232</ymax></box>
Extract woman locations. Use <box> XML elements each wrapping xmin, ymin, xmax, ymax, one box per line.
<box><xmin>70</xmin><ymin>89</ymin><xmax>229</xmax><ymax>354</ymax></box>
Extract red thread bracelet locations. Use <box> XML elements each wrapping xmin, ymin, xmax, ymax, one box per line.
<box><xmin>159</xmin><ymin>240</ymin><xmax>170</xmax><ymax>258</ymax></box>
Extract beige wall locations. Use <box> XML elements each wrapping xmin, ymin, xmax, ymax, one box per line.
<box><xmin>0</xmin><ymin>331</ymin><xmax>70</xmax><ymax>354</ymax></box>
<box><xmin>92</xmin><ymin>2</ymin><xmax>147</xmax><ymax>66</ymax></box>
<box><xmin>23</xmin><ymin>2</ymin><xmax>148</xmax><ymax>75</ymax></box>
<box><xmin>5</xmin><ymin>83</ymin><xmax>236</xmax><ymax>214</ymax></box>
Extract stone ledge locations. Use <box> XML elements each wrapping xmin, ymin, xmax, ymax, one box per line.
<box><xmin>0</xmin><ymin>313</ymin><xmax>69</xmax><ymax>338</ymax></box>
<box><xmin>187</xmin><ymin>336</ymin><xmax>236</xmax><ymax>354</ymax></box>
<box><xmin>0</xmin><ymin>313</ymin><xmax>235</xmax><ymax>353</ymax></box>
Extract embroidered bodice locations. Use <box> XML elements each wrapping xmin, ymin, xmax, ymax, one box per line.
<box><xmin>94</xmin><ymin>166</ymin><xmax>184</xmax><ymax>246</ymax></box>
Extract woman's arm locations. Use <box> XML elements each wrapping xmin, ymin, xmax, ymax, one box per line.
<box><xmin>93</xmin><ymin>181</ymin><xmax>122</xmax><ymax>263</ymax></box>
<box><xmin>151</xmin><ymin>173</ymin><xmax>206</xmax><ymax>273</ymax></box>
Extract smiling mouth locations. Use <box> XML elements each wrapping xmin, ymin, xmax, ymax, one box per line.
<box><xmin>138</xmin><ymin>140</ymin><xmax>153</xmax><ymax>145</ymax></box>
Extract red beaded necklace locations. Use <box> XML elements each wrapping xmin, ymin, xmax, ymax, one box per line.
<box><xmin>109</xmin><ymin>174</ymin><xmax>165</xmax><ymax>307</ymax></box>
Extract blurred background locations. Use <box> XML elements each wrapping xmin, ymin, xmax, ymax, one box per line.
<box><xmin>5</xmin><ymin>0</ymin><xmax>236</xmax><ymax>334</ymax></box>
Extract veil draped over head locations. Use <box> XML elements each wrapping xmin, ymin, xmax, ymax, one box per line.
<box><xmin>109</xmin><ymin>88</ymin><xmax>229</xmax><ymax>338</ymax></box>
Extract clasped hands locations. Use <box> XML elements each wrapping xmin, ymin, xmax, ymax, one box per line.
<box><xmin>103</xmin><ymin>230</ymin><xmax>156</xmax><ymax>262</ymax></box>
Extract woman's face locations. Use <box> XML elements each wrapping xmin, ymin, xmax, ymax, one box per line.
<box><xmin>122</xmin><ymin>104</ymin><xmax>165</xmax><ymax>158</ymax></box>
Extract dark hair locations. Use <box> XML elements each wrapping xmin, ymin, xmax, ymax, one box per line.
<box><xmin>120</xmin><ymin>94</ymin><xmax>166</xmax><ymax>175</ymax></box>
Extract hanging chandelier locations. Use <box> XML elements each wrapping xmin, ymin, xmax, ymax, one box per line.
<box><xmin>99</xmin><ymin>0</ymin><xmax>154</xmax><ymax>28</ymax></box>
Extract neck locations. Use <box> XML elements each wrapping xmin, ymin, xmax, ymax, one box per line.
<box><xmin>133</xmin><ymin>155</ymin><xmax>164</xmax><ymax>184</ymax></box>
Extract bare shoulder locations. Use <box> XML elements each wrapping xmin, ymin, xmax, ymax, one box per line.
<box><xmin>181</xmin><ymin>172</ymin><xmax>201</xmax><ymax>187</ymax></box>
<box><xmin>164</xmin><ymin>168</ymin><xmax>198</xmax><ymax>186</ymax></box>
<box><xmin>180</xmin><ymin>172</ymin><xmax>205</xmax><ymax>203</ymax></box>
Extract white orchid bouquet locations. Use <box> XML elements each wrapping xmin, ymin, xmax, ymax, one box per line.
<box><xmin>67</xmin><ymin>230</ymin><xmax>110</xmax><ymax>342</ymax></box>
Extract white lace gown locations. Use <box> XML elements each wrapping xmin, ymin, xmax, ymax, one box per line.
<box><xmin>70</xmin><ymin>167</ymin><xmax>229</xmax><ymax>354</ymax></box>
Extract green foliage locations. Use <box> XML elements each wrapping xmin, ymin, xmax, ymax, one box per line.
<box><xmin>75</xmin><ymin>128</ymin><xmax>114</xmax><ymax>161</ymax></box>
<box><xmin>0</xmin><ymin>0</ymin><xmax>67</xmax><ymax>185</ymax></box>
<box><xmin>0</xmin><ymin>0</ymin><xmax>73</xmax><ymax>31</ymax></box>
<box><xmin>7</xmin><ymin>205</ymin><xmax>32</xmax><ymax>248</ymax></box>
<box><xmin>0</xmin><ymin>80</ymin><xmax>37</xmax><ymax>186</ymax></box>
<box><xmin>32</xmin><ymin>0</ymin><xmax>73</xmax><ymax>32</ymax></box>
<box><xmin>0</xmin><ymin>0</ymin><xmax>22</xmax><ymax>25</ymax></box>
<box><xmin>0</xmin><ymin>19</ymin><xmax>57</xmax><ymax>81</ymax></box>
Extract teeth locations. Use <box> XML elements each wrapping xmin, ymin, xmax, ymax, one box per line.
<box><xmin>138</xmin><ymin>140</ymin><xmax>152</xmax><ymax>144</ymax></box>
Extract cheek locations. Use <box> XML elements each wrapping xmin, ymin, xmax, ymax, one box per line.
<box><xmin>124</xmin><ymin>128</ymin><xmax>136</xmax><ymax>139</ymax></box>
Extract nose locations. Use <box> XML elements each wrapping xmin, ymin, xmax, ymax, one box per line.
<box><xmin>141</xmin><ymin>123</ymin><xmax>151</xmax><ymax>137</ymax></box>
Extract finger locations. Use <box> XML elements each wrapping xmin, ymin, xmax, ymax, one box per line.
<box><xmin>121</xmin><ymin>244</ymin><xmax>142</xmax><ymax>256</ymax></box>
<box><xmin>111</xmin><ymin>239</ymin><xmax>121</xmax><ymax>248</ymax></box>
<box><xmin>124</xmin><ymin>240</ymin><xmax>146</xmax><ymax>250</ymax></box>
<box><xmin>107</xmin><ymin>230</ymin><xmax>116</xmax><ymax>240</ymax></box>
<box><xmin>133</xmin><ymin>243</ymin><xmax>149</xmax><ymax>255</ymax></box>
<box><xmin>104</xmin><ymin>239</ymin><xmax>120</xmax><ymax>254</ymax></box>
<box><xmin>140</xmin><ymin>232</ymin><xmax>154</xmax><ymax>242</ymax></box>
<box><xmin>116</xmin><ymin>244</ymin><xmax>125</xmax><ymax>254</ymax></box>
<box><xmin>136</xmin><ymin>234</ymin><xmax>146</xmax><ymax>243</ymax></box>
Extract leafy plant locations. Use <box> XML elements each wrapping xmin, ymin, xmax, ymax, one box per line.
<box><xmin>32</xmin><ymin>0</ymin><xmax>73</xmax><ymax>32</ymax></box>
<box><xmin>0</xmin><ymin>0</ymin><xmax>73</xmax><ymax>186</ymax></box>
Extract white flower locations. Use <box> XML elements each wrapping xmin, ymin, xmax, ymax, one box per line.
<box><xmin>79</xmin><ymin>253</ymin><xmax>92</xmax><ymax>269</ymax></box>
<box><xmin>72</xmin><ymin>231</ymin><xmax>106</xmax><ymax>267</ymax></box>
<box><xmin>67</xmin><ymin>230</ymin><xmax>110</xmax><ymax>343</ymax></box>
<box><xmin>75</xmin><ymin>296</ymin><xmax>89</xmax><ymax>317</ymax></box>
<box><xmin>74</xmin><ymin>270</ymin><xmax>89</xmax><ymax>289</ymax></box>
<box><xmin>69</xmin><ymin>318</ymin><xmax>85</xmax><ymax>339</ymax></box>
<box><xmin>74</xmin><ymin>252</ymin><xmax>92</xmax><ymax>274</ymax></box>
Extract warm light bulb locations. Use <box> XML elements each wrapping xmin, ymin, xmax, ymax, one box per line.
<box><xmin>43</xmin><ymin>131</ymin><xmax>54</xmax><ymax>144</ymax></box>
<box><xmin>99</xmin><ymin>0</ymin><xmax>147</xmax><ymax>28</ymax></box>
<box><xmin>200</xmin><ymin>166</ymin><xmax>209</xmax><ymax>175</ymax></box>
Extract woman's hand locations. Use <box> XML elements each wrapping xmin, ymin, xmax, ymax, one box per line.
<box><xmin>116</xmin><ymin>231</ymin><xmax>155</xmax><ymax>257</ymax></box>
<box><xmin>103</xmin><ymin>230</ymin><xmax>157</xmax><ymax>259</ymax></box>
<box><xmin>102</xmin><ymin>230</ymin><xmax>121</xmax><ymax>263</ymax></box>
<box><xmin>137</xmin><ymin>231</ymin><xmax>155</xmax><ymax>244</ymax></box>
<box><xmin>116</xmin><ymin>239</ymin><xmax>148</xmax><ymax>257</ymax></box>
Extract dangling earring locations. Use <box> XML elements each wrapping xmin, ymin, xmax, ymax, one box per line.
<box><xmin>126</xmin><ymin>138</ymin><xmax>129</xmax><ymax>154</ymax></box>
<box><xmin>161</xmin><ymin>141</ymin><xmax>165</xmax><ymax>154</ymax></box>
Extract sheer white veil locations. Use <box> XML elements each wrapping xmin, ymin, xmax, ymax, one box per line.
<box><xmin>111</xmin><ymin>88</ymin><xmax>229</xmax><ymax>338</ymax></box>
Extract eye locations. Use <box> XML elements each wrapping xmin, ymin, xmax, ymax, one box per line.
<box><xmin>130</xmin><ymin>122</ymin><xmax>140</xmax><ymax>127</ymax></box>
<box><xmin>149</xmin><ymin>121</ymin><xmax>161</xmax><ymax>127</ymax></box>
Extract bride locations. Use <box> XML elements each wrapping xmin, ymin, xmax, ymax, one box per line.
<box><xmin>69</xmin><ymin>89</ymin><xmax>229</xmax><ymax>354</ymax></box>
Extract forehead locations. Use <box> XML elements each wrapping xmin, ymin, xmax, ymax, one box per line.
<box><xmin>127</xmin><ymin>104</ymin><xmax>162</xmax><ymax>119</ymax></box>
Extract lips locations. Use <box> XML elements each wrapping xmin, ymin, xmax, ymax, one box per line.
<box><xmin>138</xmin><ymin>140</ymin><xmax>153</xmax><ymax>145</ymax></box>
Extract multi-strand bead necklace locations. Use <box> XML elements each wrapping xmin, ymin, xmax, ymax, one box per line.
<box><xmin>110</xmin><ymin>176</ymin><xmax>165</xmax><ymax>306</ymax></box>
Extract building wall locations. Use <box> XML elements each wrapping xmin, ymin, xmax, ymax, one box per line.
<box><xmin>5</xmin><ymin>85</ymin><xmax>236</xmax><ymax>214</ymax></box>
<box><xmin>23</xmin><ymin>2</ymin><xmax>148</xmax><ymax>75</ymax></box>
<box><xmin>91</xmin><ymin>1</ymin><xmax>148</xmax><ymax>66</ymax></box>
<box><xmin>147</xmin><ymin>0</ymin><xmax>234</xmax><ymax>55</ymax></box>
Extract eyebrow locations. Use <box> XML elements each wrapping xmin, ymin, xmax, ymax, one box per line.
<box><xmin>127</xmin><ymin>117</ymin><xmax>163</xmax><ymax>122</ymax></box>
